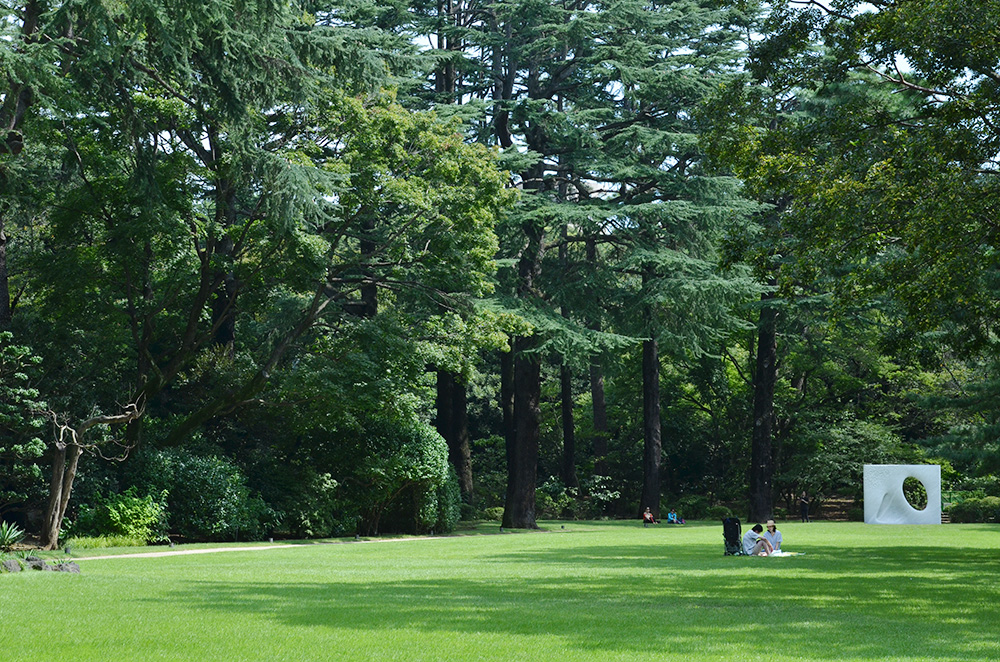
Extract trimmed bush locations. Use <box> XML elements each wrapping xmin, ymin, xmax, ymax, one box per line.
<box><xmin>676</xmin><ymin>495</ymin><xmax>710</xmax><ymax>520</ymax></box>
<box><xmin>127</xmin><ymin>450</ymin><xmax>281</xmax><ymax>541</ymax></box>
<box><xmin>947</xmin><ymin>496</ymin><xmax>1000</xmax><ymax>523</ymax></box>
<box><xmin>480</xmin><ymin>507</ymin><xmax>504</xmax><ymax>522</ymax></box>
<box><xmin>64</xmin><ymin>535</ymin><xmax>147</xmax><ymax>549</ymax></box>
<box><xmin>706</xmin><ymin>505</ymin><xmax>732</xmax><ymax>520</ymax></box>
<box><xmin>283</xmin><ymin>470</ymin><xmax>341</xmax><ymax>538</ymax></box>
<box><xmin>432</xmin><ymin>467</ymin><xmax>462</xmax><ymax>533</ymax></box>
<box><xmin>72</xmin><ymin>488</ymin><xmax>168</xmax><ymax>544</ymax></box>
<box><xmin>346</xmin><ymin>417</ymin><xmax>455</xmax><ymax>535</ymax></box>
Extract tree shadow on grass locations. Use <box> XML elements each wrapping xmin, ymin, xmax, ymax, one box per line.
<box><xmin>158</xmin><ymin>542</ymin><xmax>1000</xmax><ymax>660</ymax></box>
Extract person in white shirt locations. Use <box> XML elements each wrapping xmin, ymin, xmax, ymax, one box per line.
<box><xmin>742</xmin><ymin>523</ymin><xmax>773</xmax><ymax>556</ymax></box>
<box><xmin>762</xmin><ymin>519</ymin><xmax>782</xmax><ymax>553</ymax></box>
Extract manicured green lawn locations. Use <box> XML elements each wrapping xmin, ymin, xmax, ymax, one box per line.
<box><xmin>1</xmin><ymin>520</ymin><xmax>997</xmax><ymax>661</ymax></box>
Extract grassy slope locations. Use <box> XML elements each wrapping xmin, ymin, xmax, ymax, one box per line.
<box><xmin>1</xmin><ymin>521</ymin><xmax>997</xmax><ymax>661</ymax></box>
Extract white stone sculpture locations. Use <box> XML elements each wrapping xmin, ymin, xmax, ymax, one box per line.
<box><xmin>863</xmin><ymin>464</ymin><xmax>941</xmax><ymax>525</ymax></box>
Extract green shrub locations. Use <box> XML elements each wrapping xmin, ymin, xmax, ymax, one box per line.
<box><xmin>576</xmin><ymin>476</ymin><xmax>621</xmax><ymax>519</ymax></box>
<box><xmin>72</xmin><ymin>488</ymin><xmax>168</xmax><ymax>544</ymax></box>
<box><xmin>129</xmin><ymin>450</ymin><xmax>282</xmax><ymax>541</ymax></box>
<box><xmin>536</xmin><ymin>477</ymin><xmax>573</xmax><ymax>519</ymax></box>
<box><xmin>64</xmin><ymin>535</ymin><xmax>147</xmax><ymax>549</ymax></box>
<box><xmin>347</xmin><ymin>417</ymin><xmax>454</xmax><ymax>535</ymax></box>
<box><xmin>432</xmin><ymin>467</ymin><xmax>462</xmax><ymax>533</ymax></box>
<box><xmin>170</xmin><ymin>454</ymin><xmax>280</xmax><ymax>541</ymax></box>
<box><xmin>676</xmin><ymin>495</ymin><xmax>710</xmax><ymax>520</ymax></box>
<box><xmin>480</xmin><ymin>507</ymin><xmax>505</xmax><ymax>522</ymax></box>
<box><xmin>283</xmin><ymin>470</ymin><xmax>340</xmax><ymax>538</ymax></box>
<box><xmin>948</xmin><ymin>496</ymin><xmax>1000</xmax><ymax>523</ymax></box>
<box><xmin>706</xmin><ymin>505</ymin><xmax>732</xmax><ymax>520</ymax></box>
<box><xmin>847</xmin><ymin>507</ymin><xmax>865</xmax><ymax>522</ymax></box>
<box><xmin>0</xmin><ymin>520</ymin><xmax>25</xmax><ymax>552</ymax></box>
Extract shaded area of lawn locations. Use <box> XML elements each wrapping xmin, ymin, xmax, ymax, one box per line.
<box><xmin>154</xmin><ymin>535</ymin><xmax>999</xmax><ymax>661</ymax></box>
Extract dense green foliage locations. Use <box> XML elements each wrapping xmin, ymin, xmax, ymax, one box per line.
<box><xmin>122</xmin><ymin>450</ymin><xmax>279</xmax><ymax>542</ymax></box>
<box><xmin>1</xmin><ymin>0</ymin><xmax>998</xmax><ymax>540</ymax></box>
<box><xmin>948</xmin><ymin>497</ymin><xmax>1000</xmax><ymax>524</ymax></box>
<box><xmin>0</xmin><ymin>334</ymin><xmax>46</xmax><ymax>516</ymax></box>
<box><xmin>70</xmin><ymin>488</ymin><xmax>168</xmax><ymax>544</ymax></box>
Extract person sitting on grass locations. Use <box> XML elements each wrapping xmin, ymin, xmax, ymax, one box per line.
<box><xmin>742</xmin><ymin>523</ymin><xmax>774</xmax><ymax>556</ymax></box>
<box><xmin>762</xmin><ymin>519</ymin><xmax>782</xmax><ymax>552</ymax></box>
<box><xmin>642</xmin><ymin>507</ymin><xmax>658</xmax><ymax>526</ymax></box>
<box><xmin>666</xmin><ymin>509</ymin><xmax>685</xmax><ymax>524</ymax></box>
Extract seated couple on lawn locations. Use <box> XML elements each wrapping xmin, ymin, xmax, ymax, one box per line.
<box><xmin>742</xmin><ymin>520</ymin><xmax>782</xmax><ymax>556</ymax></box>
<box><xmin>642</xmin><ymin>507</ymin><xmax>686</xmax><ymax>526</ymax></box>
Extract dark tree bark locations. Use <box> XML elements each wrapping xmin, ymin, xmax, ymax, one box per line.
<box><xmin>586</xmin><ymin>238</ymin><xmax>609</xmax><ymax>477</ymax></box>
<box><xmin>590</xmin><ymin>363</ymin><xmax>609</xmax><ymax>476</ymax></box>
<box><xmin>502</xmin><ymin>160</ymin><xmax>544</xmax><ymax>528</ymax></box>
<box><xmin>641</xmin><ymin>337</ymin><xmax>662</xmax><ymax>518</ymax></box>
<box><xmin>749</xmin><ymin>291</ymin><xmax>779</xmax><ymax>522</ymax></box>
<box><xmin>209</xmin><ymin>155</ymin><xmax>240</xmax><ymax>353</ymax></box>
<box><xmin>40</xmin><ymin>405</ymin><xmax>143</xmax><ymax>549</ymax></box>
<box><xmin>0</xmin><ymin>224</ymin><xmax>11</xmax><ymax>331</ymax></box>
<box><xmin>500</xmin><ymin>347</ymin><xmax>515</xmax><ymax>510</ymax></box>
<box><xmin>503</xmin><ymin>336</ymin><xmax>540</xmax><ymax>529</ymax></box>
<box><xmin>557</xmin><ymin>224</ymin><xmax>577</xmax><ymax>488</ymax></box>
<box><xmin>434</xmin><ymin>0</ymin><xmax>459</xmax><ymax>98</ymax></box>
<box><xmin>560</xmin><ymin>363</ymin><xmax>578</xmax><ymax>488</ymax></box>
<box><xmin>436</xmin><ymin>370</ymin><xmax>474</xmax><ymax>504</ymax></box>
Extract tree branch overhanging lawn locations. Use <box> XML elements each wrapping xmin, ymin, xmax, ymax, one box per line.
<box><xmin>1</xmin><ymin>521</ymin><xmax>997</xmax><ymax>662</ymax></box>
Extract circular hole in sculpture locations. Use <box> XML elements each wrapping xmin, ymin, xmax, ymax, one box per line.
<box><xmin>903</xmin><ymin>477</ymin><xmax>928</xmax><ymax>511</ymax></box>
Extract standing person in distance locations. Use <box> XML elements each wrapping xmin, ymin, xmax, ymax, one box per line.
<box><xmin>798</xmin><ymin>491</ymin><xmax>811</xmax><ymax>523</ymax></box>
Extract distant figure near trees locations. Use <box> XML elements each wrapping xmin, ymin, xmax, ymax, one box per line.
<box><xmin>642</xmin><ymin>507</ymin><xmax>658</xmax><ymax>526</ymax></box>
<box><xmin>798</xmin><ymin>491</ymin><xmax>811</xmax><ymax>522</ymax></box>
<box><xmin>666</xmin><ymin>509</ymin><xmax>684</xmax><ymax>524</ymax></box>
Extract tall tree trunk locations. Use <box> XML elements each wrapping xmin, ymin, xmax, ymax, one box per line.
<box><xmin>0</xmin><ymin>220</ymin><xmax>10</xmax><ymax>331</ymax></box>
<box><xmin>39</xmin><ymin>405</ymin><xmax>143</xmax><ymax>549</ymax></box>
<box><xmin>557</xmin><ymin>223</ymin><xmax>577</xmax><ymax>488</ymax></box>
<box><xmin>560</xmin><ymin>364</ymin><xmax>578</xmax><ymax>488</ymax></box>
<box><xmin>503</xmin><ymin>336</ymin><xmax>540</xmax><ymax>529</ymax></box>
<box><xmin>434</xmin><ymin>0</ymin><xmax>459</xmax><ymax>98</ymax></box>
<box><xmin>641</xmin><ymin>338</ymin><xmax>662</xmax><ymax>518</ymax></box>
<box><xmin>502</xmin><ymin>182</ymin><xmax>543</xmax><ymax>529</ymax></box>
<box><xmin>586</xmin><ymin>238</ymin><xmax>608</xmax><ymax>477</ymax></box>
<box><xmin>749</xmin><ymin>291</ymin><xmax>779</xmax><ymax>522</ymax></box>
<box><xmin>208</xmin><ymin>133</ymin><xmax>239</xmax><ymax>350</ymax></box>
<box><xmin>436</xmin><ymin>370</ymin><xmax>474</xmax><ymax>504</ymax></box>
<box><xmin>500</xmin><ymin>348</ymin><xmax>515</xmax><ymax>511</ymax></box>
<box><xmin>40</xmin><ymin>443</ymin><xmax>82</xmax><ymax>550</ymax></box>
<box><xmin>590</xmin><ymin>363</ymin><xmax>609</xmax><ymax>476</ymax></box>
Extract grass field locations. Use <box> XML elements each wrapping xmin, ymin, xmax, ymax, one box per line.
<box><xmin>1</xmin><ymin>520</ymin><xmax>997</xmax><ymax>661</ymax></box>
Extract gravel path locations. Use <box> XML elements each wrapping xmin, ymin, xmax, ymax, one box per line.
<box><xmin>74</xmin><ymin>536</ymin><xmax>442</xmax><ymax>561</ymax></box>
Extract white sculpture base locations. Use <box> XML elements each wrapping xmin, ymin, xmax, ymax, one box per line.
<box><xmin>864</xmin><ymin>464</ymin><xmax>941</xmax><ymax>525</ymax></box>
